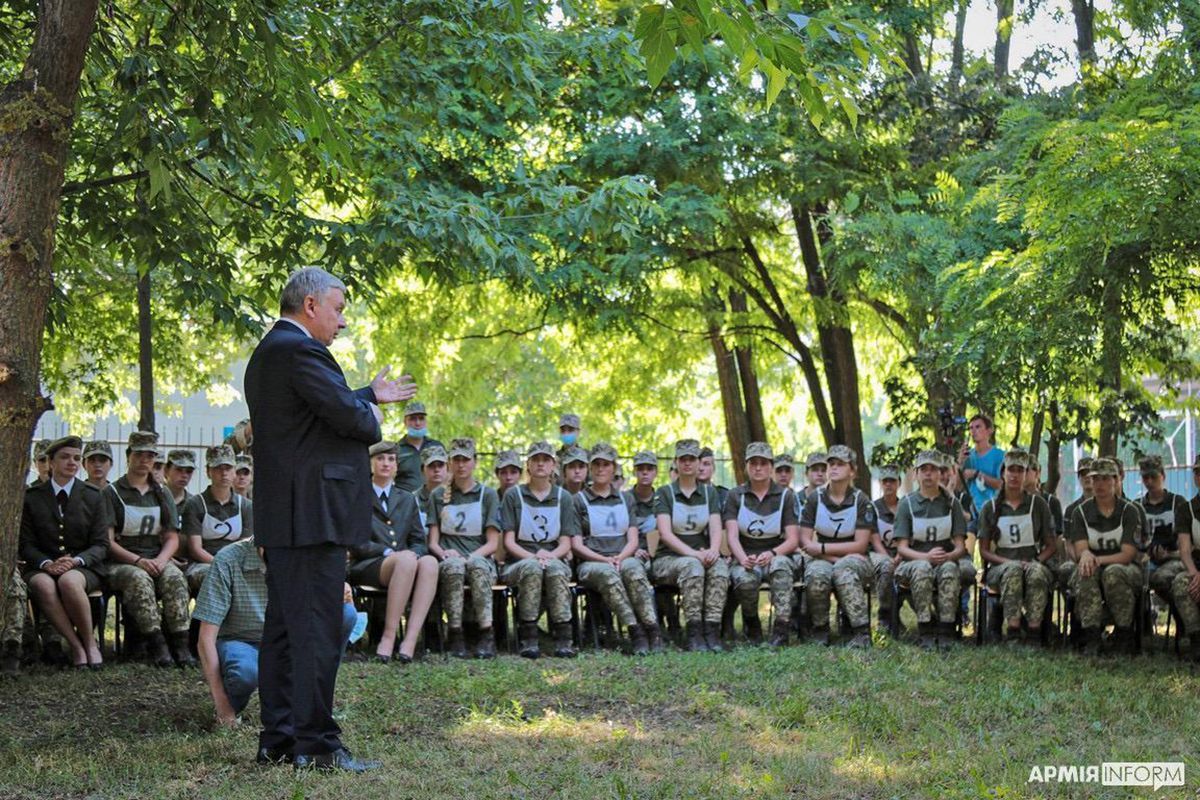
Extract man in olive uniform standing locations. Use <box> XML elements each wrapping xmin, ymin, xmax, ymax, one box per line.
<box><xmin>394</xmin><ymin>402</ymin><xmax>443</xmax><ymax>494</ymax></box>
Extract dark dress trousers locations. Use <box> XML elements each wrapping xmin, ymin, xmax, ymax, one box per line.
<box><xmin>347</xmin><ymin>490</ymin><xmax>428</xmax><ymax>586</ymax></box>
<box><xmin>19</xmin><ymin>479</ymin><xmax>110</xmax><ymax>590</ymax></box>
<box><xmin>244</xmin><ymin>319</ymin><xmax>381</xmax><ymax>756</ymax></box>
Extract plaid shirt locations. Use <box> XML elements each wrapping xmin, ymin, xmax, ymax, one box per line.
<box><xmin>192</xmin><ymin>538</ymin><xmax>267</xmax><ymax>644</ymax></box>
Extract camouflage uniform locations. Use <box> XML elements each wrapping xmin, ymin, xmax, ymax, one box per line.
<box><xmin>978</xmin><ymin>488</ymin><xmax>1056</xmax><ymax>627</ymax></box>
<box><xmin>893</xmin><ymin>483</ymin><xmax>967</xmax><ymax>625</ymax></box>
<box><xmin>574</xmin><ymin>486</ymin><xmax>657</xmax><ymax>629</ymax></box>
<box><xmin>2</xmin><ymin>570</ymin><xmax>26</xmax><ymax>647</ymax></box>
<box><xmin>799</xmin><ymin>479</ymin><xmax>877</xmax><ymax>631</ymax></box>
<box><xmin>1068</xmin><ymin>495</ymin><xmax>1143</xmax><ymax>630</ymax></box>
<box><xmin>652</xmin><ymin>479</ymin><xmax>728</xmax><ymax>624</ymax></box>
<box><xmin>870</xmin><ymin>484</ymin><xmax>901</xmax><ymax>618</ymax></box>
<box><xmin>499</xmin><ymin>482</ymin><xmax>578</xmax><ymax>624</ymax></box>
<box><xmin>724</xmin><ymin>476</ymin><xmax>798</xmax><ymax>624</ymax></box>
<box><xmin>1135</xmin><ymin>463</ymin><xmax>1191</xmax><ymax>599</ymax></box>
<box><xmin>432</xmin><ymin>480</ymin><xmax>502</xmax><ymax>629</ymax></box>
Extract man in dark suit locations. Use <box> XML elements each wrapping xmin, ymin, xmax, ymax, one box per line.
<box><xmin>245</xmin><ymin>267</ymin><xmax>415</xmax><ymax>772</ymax></box>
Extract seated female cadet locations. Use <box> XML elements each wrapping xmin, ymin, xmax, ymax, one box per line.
<box><xmin>19</xmin><ymin>436</ymin><xmax>110</xmax><ymax>668</ymax></box>
<box><xmin>348</xmin><ymin>440</ymin><xmax>438</xmax><ymax>664</ymax></box>
<box><xmin>500</xmin><ymin>441</ymin><xmax>580</xmax><ymax>660</ymax></box>
<box><xmin>183</xmin><ymin>445</ymin><xmax>253</xmax><ymax>595</ymax></box>
<box><xmin>103</xmin><ymin>430</ymin><xmax>194</xmax><ymax>667</ymax></box>
<box><xmin>725</xmin><ymin>442</ymin><xmax>800</xmax><ymax>647</ymax></box>
<box><xmin>798</xmin><ymin>445</ymin><xmax>876</xmax><ymax>648</ymax></box>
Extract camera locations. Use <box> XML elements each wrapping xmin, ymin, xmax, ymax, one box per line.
<box><xmin>936</xmin><ymin>403</ymin><xmax>967</xmax><ymax>453</ymax></box>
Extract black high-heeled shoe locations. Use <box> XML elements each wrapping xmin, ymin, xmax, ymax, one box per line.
<box><xmin>372</xmin><ymin>652</ymin><xmax>391</xmax><ymax>664</ymax></box>
<box><xmin>395</xmin><ymin>652</ymin><xmax>413</xmax><ymax>665</ymax></box>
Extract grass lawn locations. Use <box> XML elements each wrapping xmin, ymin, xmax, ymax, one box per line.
<box><xmin>0</xmin><ymin>628</ymin><xmax>1197</xmax><ymax>800</ymax></box>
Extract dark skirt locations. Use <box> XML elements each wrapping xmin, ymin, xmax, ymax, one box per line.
<box><xmin>346</xmin><ymin>556</ymin><xmax>385</xmax><ymax>588</ymax></box>
<box><xmin>22</xmin><ymin>565</ymin><xmax>102</xmax><ymax>594</ymax></box>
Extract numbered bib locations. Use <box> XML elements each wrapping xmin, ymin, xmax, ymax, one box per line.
<box><xmin>671</xmin><ymin>486</ymin><xmax>712</xmax><ymax>542</ymax></box>
<box><xmin>517</xmin><ymin>488</ymin><xmax>562</xmax><ymax>545</ymax></box>
<box><xmin>814</xmin><ymin>490</ymin><xmax>859</xmax><ymax>540</ymax></box>
<box><xmin>877</xmin><ymin>517</ymin><xmax>896</xmax><ymax>549</ymax></box>
<box><xmin>911</xmin><ymin>514</ymin><xmax>954</xmax><ymax>545</ymax></box>
<box><xmin>1144</xmin><ymin>509</ymin><xmax>1175</xmax><ymax>545</ymax></box>
<box><xmin>200</xmin><ymin>495</ymin><xmax>244</xmax><ymax>543</ymax></box>
<box><xmin>1085</xmin><ymin>524</ymin><xmax>1122</xmax><ymax>554</ymax></box>
<box><xmin>995</xmin><ymin>511</ymin><xmax>1035</xmax><ymax>550</ymax></box>
<box><xmin>737</xmin><ymin>494</ymin><xmax>783</xmax><ymax>540</ymax></box>
<box><xmin>114</xmin><ymin>489</ymin><xmax>163</xmax><ymax>542</ymax></box>
<box><xmin>440</xmin><ymin>493</ymin><xmax>485</xmax><ymax>539</ymax></box>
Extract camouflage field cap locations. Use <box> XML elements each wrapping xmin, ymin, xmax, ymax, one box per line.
<box><xmin>914</xmin><ymin>450</ymin><xmax>941</xmax><ymax>469</ymax></box>
<box><xmin>562</xmin><ymin>445</ymin><xmax>588</xmax><ymax>466</ymax></box>
<box><xmin>403</xmin><ymin>401</ymin><xmax>427</xmax><ymax>417</ymax></box>
<box><xmin>369</xmin><ymin>440</ymin><xmax>397</xmax><ymax>457</ymax></box>
<box><xmin>878</xmin><ymin>463</ymin><xmax>901</xmax><ymax>481</ymax></box>
<box><xmin>698</xmin><ymin>446</ymin><xmax>715</xmax><ymax>460</ymax></box>
<box><xmin>526</xmin><ymin>441</ymin><xmax>557</xmax><ymax>461</ymax></box>
<box><xmin>32</xmin><ymin>438</ymin><xmax>52</xmax><ymax>460</ymax></box>
<box><xmin>826</xmin><ymin>444</ymin><xmax>858</xmax><ymax>466</ymax></box>
<box><xmin>632</xmin><ymin>450</ymin><xmax>658</xmax><ymax>467</ymax></box>
<box><xmin>448</xmin><ymin>438</ymin><xmax>476</xmax><ymax>460</ymax></box>
<box><xmin>937</xmin><ymin>451</ymin><xmax>956</xmax><ymax>469</ymax></box>
<box><xmin>167</xmin><ymin>449</ymin><xmax>197</xmax><ymax>469</ymax></box>
<box><xmin>420</xmin><ymin>445</ymin><xmax>448</xmax><ymax>466</ymax></box>
<box><xmin>745</xmin><ymin>442</ymin><xmax>774</xmax><ymax>462</ymax></box>
<box><xmin>674</xmin><ymin>439</ymin><xmax>701</xmax><ymax>459</ymax></box>
<box><xmin>804</xmin><ymin>451</ymin><xmax>828</xmax><ymax>469</ymax></box>
<box><xmin>559</xmin><ymin>413</ymin><xmax>581</xmax><ymax>430</ymax></box>
<box><xmin>589</xmin><ymin>442</ymin><xmax>618</xmax><ymax>463</ymax></box>
<box><xmin>1089</xmin><ymin>457</ymin><xmax>1120</xmax><ymax>478</ymax></box>
<box><xmin>46</xmin><ymin>435</ymin><xmax>83</xmax><ymax>459</ymax></box>
<box><xmin>235</xmin><ymin>454</ymin><xmax>254</xmax><ymax>472</ymax></box>
<box><xmin>774</xmin><ymin>453</ymin><xmax>795</xmax><ymax>470</ymax></box>
<box><xmin>1076</xmin><ymin>457</ymin><xmax>1095</xmax><ymax>475</ymax></box>
<box><xmin>1003</xmin><ymin>448</ymin><xmax>1029</xmax><ymax>469</ymax></box>
<box><xmin>494</xmin><ymin>449</ymin><xmax>522</xmax><ymax>471</ymax></box>
<box><xmin>154</xmin><ymin>448</ymin><xmax>168</xmax><ymax>464</ymax></box>
<box><xmin>1138</xmin><ymin>454</ymin><xmax>1164</xmax><ymax>476</ymax></box>
<box><xmin>127</xmin><ymin>430</ymin><xmax>159</xmax><ymax>454</ymax></box>
<box><xmin>206</xmin><ymin>444</ymin><xmax>237</xmax><ymax>468</ymax></box>
<box><xmin>83</xmin><ymin>440</ymin><xmax>113</xmax><ymax>460</ymax></box>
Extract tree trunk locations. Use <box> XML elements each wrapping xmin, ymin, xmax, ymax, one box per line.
<box><xmin>137</xmin><ymin>269</ymin><xmax>155</xmax><ymax>432</ymax></box>
<box><xmin>1028</xmin><ymin>405</ymin><xmax>1045</xmax><ymax>457</ymax></box>
<box><xmin>792</xmin><ymin>203</ymin><xmax>868</xmax><ymax>491</ymax></box>
<box><xmin>902</xmin><ymin>31</ymin><xmax>924</xmax><ymax>80</ymax></box>
<box><xmin>1070</xmin><ymin>0</ymin><xmax>1096</xmax><ymax>67</ymax></box>
<box><xmin>0</xmin><ymin>0</ymin><xmax>100</xmax><ymax>626</ymax></box>
<box><xmin>1097</xmin><ymin>277</ymin><xmax>1123</xmax><ymax>457</ymax></box>
<box><xmin>995</xmin><ymin>0</ymin><xmax>1015</xmax><ymax>79</ymax></box>
<box><xmin>949</xmin><ymin>0</ymin><xmax>969</xmax><ymax>89</ymax></box>
<box><xmin>1045</xmin><ymin>400</ymin><xmax>1062</xmax><ymax>494</ymax></box>
<box><xmin>727</xmin><ymin>290</ymin><xmax>766</xmax><ymax>443</ymax></box>
<box><xmin>1181</xmin><ymin>0</ymin><xmax>1200</xmax><ymax>68</ymax></box>
<box><xmin>707</xmin><ymin>297</ymin><xmax>750</xmax><ymax>485</ymax></box>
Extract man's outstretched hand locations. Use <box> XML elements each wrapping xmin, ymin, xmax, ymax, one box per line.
<box><xmin>371</xmin><ymin>366</ymin><xmax>418</xmax><ymax>405</ymax></box>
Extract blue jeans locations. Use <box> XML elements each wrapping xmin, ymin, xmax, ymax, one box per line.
<box><xmin>217</xmin><ymin>603</ymin><xmax>359</xmax><ymax>714</ymax></box>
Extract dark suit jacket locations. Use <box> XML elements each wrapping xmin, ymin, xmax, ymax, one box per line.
<box><xmin>19</xmin><ymin>479</ymin><xmax>110</xmax><ymax>568</ymax></box>
<box><xmin>244</xmin><ymin>320</ymin><xmax>381</xmax><ymax>548</ymax></box>
<box><xmin>348</xmin><ymin>490</ymin><xmax>427</xmax><ymax>568</ymax></box>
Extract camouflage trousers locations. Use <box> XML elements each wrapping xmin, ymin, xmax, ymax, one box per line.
<box><xmin>439</xmin><ymin>556</ymin><xmax>498</xmax><ymax>629</ymax></box>
<box><xmin>651</xmin><ymin>554</ymin><xmax>730</xmax><ymax>624</ymax></box>
<box><xmin>729</xmin><ymin>555</ymin><xmax>796</xmax><ymax>622</ymax></box>
<box><xmin>868</xmin><ymin>552</ymin><xmax>895</xmax><ymax>613</ymax></box>
<box><xmin>986</xmin><ymin>560</ymin><xmax>1052</xmax><ymax>625</ymax></box>
<box><xmin>1170</xmin><ymin>569</ymin><xmax>1200</xmax><ymax>635</ymax></box>
<box><xmin>106</xmin><ymin>562</ymin><xmax>191</xmax><ymax>635</ymax></box>
<box><xmin>1070</xmin><ymin>562</ymin><xmax>1142</xmax><ymax>629</ymax></box>
<box><xmin>2</xmin><ymin>570</ymin><xmax>26</xmax><ymax>646</ymax></box>
<box><xmin>959</xmin><ymin>557</ymin><xmax>977</xmax><ymax>586</ymax></box>
<box><xmin>1053</xmin><ymin>559</ymin><xmax>1076</xmax><ymax>590</ymax></box>
<box><xmin>185</xmin><ymin>562</ymin><xmax>211</xmax><ymax>596</ymax></box>
<box><xmin>806</xmin><ymin>555</ymin><xmax>872</xmax><ymax>629</ymax></box>
<box><xmin>577</xmin><ymin>559</ymin><xmax>657</xmax><ymax>628</ymax></box>
<box><xmin>895</xmin><ymin>559</ymin><xmax>961</xmax><ymax>624</ymax></box>
<box><xmin>501</xmin><ymin>558</ymin><xmax>572</xmax><ymax>625</ymax></box>
<box><xmin>1148</xmin><ymin>558</ymin><xmax>1184</xmax><ymax>595</ymax></box>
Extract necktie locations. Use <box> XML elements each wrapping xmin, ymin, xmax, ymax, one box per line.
<box><xmin>57</xmin><ymin>489</ymin><xmax>68</xmax><ymax>517</ymax></box>
<box><xmin>380</xmin><ymin>491</ymin><xmax>389</xmax><ymax>511</ymax></box>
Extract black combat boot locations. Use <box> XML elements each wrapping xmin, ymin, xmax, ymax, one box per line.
<box><xmin>475</xmin><ymin>628</ymin><xmax>496</xmax><ymax>659</ymax></box>
<box><xmin>146</xmin><ymin>631</ymin><xmax>174</xmax><ymax>668</ymax></box>
<box><xmin>742</xmin><ymin>614</ymin><xmax>764</xmax><ymax>645</ymax></box>
<box><xmin>518</xmin><ymin>622</ymin><xmax>540</xmax><ymax>659</ymax></box>
<box><xmin>703</xmin><ymin>621</ymin><xmax>725</xmax><ymax>652</ymax></box>
<box><xmin>685</xmin><ymin>621</ymin><xmax>706</xmax><ymax>652</ymax></box>
<box><xmin>645</xmin><ymin>622</ymin><xmax>665</xmax><ymax>653</ymax></box>
<box><xmin>446</xmin><ymin>627</ymin><xmax>469</xmax><ymax>659</ymax></box>
<box><xmin>628</xmin><ymin>624</ymin><xmax>650</xmax><ymax>656</ymax></box>
<box><xmin>551</xmin><ymin>622</ymin><xmax>577</xmax><ymax>658</ymax></box>
<box><xmin>768</xmin><ymin>618</ymin><xmax>790</xmax><ymax>648</ymax></box>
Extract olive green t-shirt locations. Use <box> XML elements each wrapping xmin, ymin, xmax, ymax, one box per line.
<box><xmin>978</xmin><ymin>491</ymin><xmax>1054</xmax><ymax>561</ymax></box>
<box><xmin>723</xmin><ymin>482</ymin><xmax>798</xmax><ymax>554</ymax></box>
<box><xmin>893</xmin><ymin>489</ymin><xmax>965</xmax><ymax>554</ymax></box>
<box><xmin>104</xmin><ymin>477</ymin><xmax>179</xmax><ymax>559</ymax></box>
<box><xmin>653</xmin><ymin>481</ymin><xmax>719</xmax><ymax>551</ymax></box>
<box><xmin>1068</xmin><ymin>497</ymin><xmax>1139</xmax><ymax>557</ymax></box>
<box><xmin>575</xmin><ymin>488</ymin><xmax>636</xmax><ymax>556</ymax></box>
<box><xmin>431</xmin><ymin>482</ymin><xmax>502</xmax><ymax>557</ymax></box>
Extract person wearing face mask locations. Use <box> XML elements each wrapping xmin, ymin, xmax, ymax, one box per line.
<box><xmin>653</xmin><ymin>439</ymin><xmax>729</xmax><ymax>652</ymax></box>
<box><xmin>556</xmin><ymin>413</ymin><xmax>584</xmax><ymax>463</ymax></box>
<box><xmin>183</xmin><ymin>445</ymin><xmax>253</xmax><ymax>595</ymax></box>
<box><xmin>394</xmin><ymin>402</ymin><xmax>443</xmax><ymax>494</ymax></box>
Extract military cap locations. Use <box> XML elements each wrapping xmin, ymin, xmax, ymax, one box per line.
<box><xmin>1076</xmin><ymin>457</ymin><xmax>1095</xmax><ymax>475</ymax></box>
<box><xmin>494</xmin><ymin>449</ymin><xmax>522</xmax><ymax>471</ymax></box>
<box><xmin>127</xmin><ymin>430</ymin><xmax>159</xmax><ymax>454</ymax></box>
<box><xmin>46</xmin><ymin>435</ymin><xmax>83</xmax><ymax>459</ymax></box>
<box><xmin>878</xmin><ymin>464</ymin><xmax>901</xmax><ymax>481</ymax></box>
<box><xmin>525</xmin><ymin>441</ymin><xmax>557</xmax><ymax>461</ymax></box>
<box><xmin>167</xmin><ymin>449</ymin><xmax>197</xmax><ymax>469</ymax></box>
<box><xmin>154</xmin><ymin>448</ymin><xmax>168</xmax><ymax>464</ymax></box>
<box><xmin>674</xmin><ymin>439</ymin><xmax>701</xmax><ymax>459</ymax></box>
<box><xmin>775</xmin><ymin>453</ymin><xmax>795</xmax><ymax>470</ymax></box>
<box><xmin>421</xmin><ymin>445</ymin><xmax>448</xmax><ymax>466</ymax></box>
<box><xmin>562</xmin><ymin>445</ymin><xmax>588</xmax><ymax>466</ymax></box>
<box><xmin>698</xmin><ymin>446</ymin><xmax>715</xmax><ymax>460</ymax></box>
<box><xmin>32</xmin><ymin>438</ymin><xmax>52</xmax><ymax>460</ymax></box>
<box><xmin>804</xmin><ymin>451</ymin><xmax>828</xmax><ymax>469</ymax></box>
<box><xmin>632</xmin><ymin>450</ymin><xmax>658</xmax><ymax>467</ymax></box>
<box><xmin>83</xmin><ymin>440</ymin><xmax>113</xmax><ymax>460</ymax></box>
<box><xmin>589</xmin><ymin>442</ymin><xmax>618</xmax><ymax>463</ymax></box>
<box><xmin>937</xmin><ymin>452</ymin><xmax>956</xmax><ymax>469</ymax></box>
<box><xmin>1138</xmin><ymin>454</ymin><xmax>1164</xmax><ymax>476</ymax></box>
<box><xmin>1089</xmin><ymin>457</ymin><xmax>1120</xmax><ymax>478</ymax></box>
<box><xmin>914</xmin><ymin>450</ymin><xmax>942</xmax><ymax>469</ymax></box>
<box><xmin>559</xmin><ymin>413</ymin><xmax>581</xmax><ymax>430</ymax></box>
<box><xmin>1002</xmin><ymin>448</ymin><xmax>1030</xmax><ymax>469</ymax></box>
<box><xmin>206</xmin><ymin>444</ymin><xmax>237</xmax><ymax>468</ymax></box>
<box><xmin>826</xmin><ymin>444</ymin><xmax>858</xmax><ymax>466</ymax></box>
<box><xmin>369</xmin><ymin>440</ymin><xmax>397</xmax><ymax>457</ymax></box>
<box><xmin>235</xmin><ymin>454</ymin><xmax>253</xmax><ymax>472</ymax></box>
<box><xmin>448</xmin><ymin>438</ymin><xmax>476</xmax><ymax>460</ymax></box>
<box><xmin>745</xmin><ymin>442</ymin><xmax>773</xmax><ymax>462</ymax></box>
<box><xmin>403</xmin><ymin>401</ymin><xmax>427</xmax><ymax>417</ymax></box>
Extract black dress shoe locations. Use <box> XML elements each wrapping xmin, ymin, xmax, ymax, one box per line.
<box><xmin>255</xmin><ymin>746</ymin><xmax>294</xmax><ymax>766</ymax></box>
<box><xmin>293</xmin><ymin>747</ymin><xmax>381</xmax><ymax>773</ymax></box>
<box><xmin>395</xmin><ymin>652</ymin><xmax>412</xmax><ymax>665</ymax></box>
